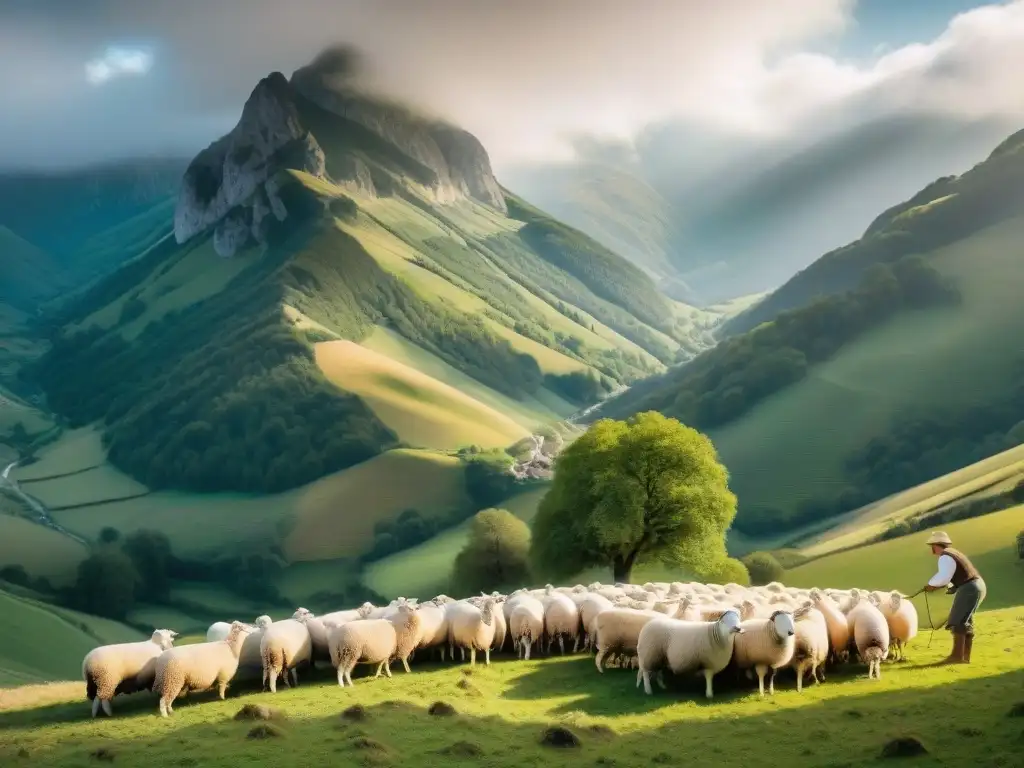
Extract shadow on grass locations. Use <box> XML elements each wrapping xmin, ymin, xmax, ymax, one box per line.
<box><xmin>2</xmin><ymin>665</ymin><xmax>1023</xmax><ymax>768</ymax></box>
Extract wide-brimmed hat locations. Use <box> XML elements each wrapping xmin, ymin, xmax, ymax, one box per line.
<box><xmin>925</xmin><ymin>531</ymin><xmax>952</xmax><ymax>546</ymax></box>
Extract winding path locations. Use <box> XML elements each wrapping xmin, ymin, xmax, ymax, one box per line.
<box><xmin>1</xmin><ymin>461</ymin><xmax>87</xmax><ymax>545</ymax></box>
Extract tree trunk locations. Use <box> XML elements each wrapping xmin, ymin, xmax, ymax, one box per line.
<box><xmin>612</xmin><ymin>551</ymin><xmax>638</xmax><ymax>584</ymax></box>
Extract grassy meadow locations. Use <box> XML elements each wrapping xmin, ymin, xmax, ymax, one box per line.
<box><xmin>0</xmin><ymin>605</ymin><xmax>1021</xmax><ymax>767</ymax></box>
<box><xmin>713</xmin><ymin>213</ymin><xmax>1024</xmax><ymax>517</ymax></box>
<box><xmin>0</xmin><ymin>516</ymin><xmax>88</xmax><ymax>585</ymax></box>
<box><xmin>314</xmin><ymin>339</ymin><xmax>528</xmax><ymax>450</ymax></box>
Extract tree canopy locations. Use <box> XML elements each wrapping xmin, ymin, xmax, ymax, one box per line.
<box><xmin>530</xmin><ymin>411</ymin><xmax>737</xmax><ymax>583</ymax></box>
<box><xmin>741</xmin><ymin>551</ymin><xmax>784</xmax><ymax>586</ymax></box>
<box><xmin>451</xmin><ymin>508</ymin><xmax>531</xmax><ymax>593</ymax></box>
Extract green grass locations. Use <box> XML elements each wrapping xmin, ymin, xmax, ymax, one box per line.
<box><xmin>13</xmin><ymin>427</ymin><xmax>106</xmax><ymax>481</ymax></box>
<box><xmin>364</xmin><ymin>486</ymin><xmax>548</xmax><ymax>598</ymax></box>
<box><xmin>796</xmin><ymin>444</ymin><xmax>1024</xmax><ymax>557</ymax></box>
<box><xmin>0</xmin><ymin>589</ymin><xmax>142</xmax><ymax>686</ymax></box>
<box><xmin>362</xmin><ymin>325</ymin><xmax>576</xmax><ymax>427</ymax></box>
<box><xmin>713</xmin><ymin>213</ymin><xmax>1024</xmax><ymax>521</ymax></box>
<box><xmin>1</xmin><ymin>605</ymin><xmax>1021</xmax><ymax>766</ymax></box>
<box><xmin>0</xmin><ymin>515</ymin><xmax>88</xmax><ymax>585</ymax></box>
<box><xmin>314</xmin><ymin>339</ymin><xmax>529</xmax><ymax>450</ymax></box>
<box><xmin>788</xmin><ymin>505</ymin><xmax>1024</xmax><ymax>611</ymax></box>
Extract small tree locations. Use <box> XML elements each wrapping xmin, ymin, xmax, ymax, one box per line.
<box><xmin>451</xmin><ymin>508</ymin><xmax>531</xmax><ymax>593</ymax></box>
<box><xmin>705</xmin><ymin>557</ymin><xmax>750</xmax><ymax>586</ymax></box>
<box><xmin>741</xmin><ymin>551</ymin><xmax>784</xmax><ymax>586</ymax></box>
<box><xmin>121</xmin><ymin>530</ymin><xmax>173</xmax><ymax>602</ymax></box>
<box><xmin>99</xmin><ymin>527</ymin><xmax>121</xmax><ymax>544</ymax></box>
<box><xmin>530</xmin><ymin>412</ymin><xmax>737</xmax><ymax>583</ymax></box>
<box><xmin>73</xmin><ymin>552</ymin><xmax>139</xmax><ymax>620</ymax></box>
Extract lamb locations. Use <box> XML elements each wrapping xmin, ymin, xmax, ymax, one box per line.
<box><xmin>593</xmin><ymin>607</ymin><xmax>662</xmax><ymax>672</ymax></box>
<box><xmin>543</xmin><ymin>591</ymin><xmax>580</xmax><ymax>654</ymax></box>
<box><xmin>260</xmin><ymin>608</ymin><xmax>314</xmax><ymax>693</ymax></box>
<box><xmin>732</xmin><ymin>610</ymin><xmax>797</xmax><ymax>696</ymax></box>
<box><xmin>447</xmin><ymin>598</ymin><xmax>498</xmax><ymax>665</ymax></box>
<box><xmin>847</xmin><ymin>599</ymin><xmax>890</xmax><ymax>679</ymax></box>
<box><xmin>328</xmin><ymin>601</ymin><xmax>421</xmax><ymax>686</ymax></box>
<box><xmin>790</xmin><ymin>604</ymin><xmax>829</xmax><ymax>692</ymax></box>
<box><xmin>635</xmin><ymin>610</ymin><xmax>744</xmax><ymax>698</ymax></box>
<box><xmin>153</xmin><ymin>621</ymin><xmax>249</xmax><ymax>717</ymax></box>
<box><xmin>808</xmin><ymin>590</ymin><xmax>852</xmax><ymax>663</ymax></box>
<box><xmin>82</xmin><ymin>629</ymin><xmax>177</xmax><ymax>717</ymax></box>
<box><xmin>509</xmin><ymin>595</ymin><xmax>546</xmax><ymax>660</ymax></box>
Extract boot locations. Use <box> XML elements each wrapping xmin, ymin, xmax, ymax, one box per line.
<box><xmin>940</xmin><ymin>633</ymin><xmax>965</xmax><ymax>665</ymax></box>
<box><xmin>962</xmin><ymin>634</ymin><xmax>973</xmax><ymax>664</ymax></box>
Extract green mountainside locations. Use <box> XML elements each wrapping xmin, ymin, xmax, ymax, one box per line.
<box><xmin>27</xmin><ymin>69</ymin><xmax>710</xmax><ymax>498</ymax></box>
<box><xmin>590</xmin><ymin>126</ymin><xmax>1024</xmax><ymax>541</ymax></box>
<box><xmin>726</xmin><ymin>128</ymin><xmax>1024</xmax><ymax>335</ymax></box>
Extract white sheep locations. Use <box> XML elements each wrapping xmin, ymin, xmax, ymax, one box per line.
<box><xmin>848</xmin><ymin>599</ymin><xmax>890</xmax><ymax>679</ymax></box>
<box><xmin>205</xmin><ymin>622</ymin><xmax>231</xmax><ymax>643</ymax></box>
<box><xmin>593</xmin><ymin>607</ymin><xmax>662</xmax><ymax>672</ymax></box>
<box><xmin>153</xmin><ymin>621</ymin><xmax>250</xmax><ymax>717</ymax></box>
<box><xmin>578</xmin><ymin>593</ymin><xmax>614</xmax><ymax>650</ymax></box>
<box><xmin>635</xmin><ymin>610</ymin><xmax>744</xmax><ymax>698</ymax></box>
<box><xmin>542</xmin><ymin>591</ymin><xmax>580</xmax><ymax>654</ymax></box>
<box><xmin>509</xmin><ymin>596</ymin><xmax>546</xmax><ymax>660</ymax></box>
<box><xmin>260</xmin><ymin>608</ymin><xmax>314</xmax><ymax>693</ymax></box>
<box><xmin>447</xmin><ymin>598</ymin><xmax>498</xmax><ymax>665</ymax></box>
<box><xmin>733</xmin><ymin>610</ymin><xmax>797</xmax><ymax>696</ymax></box>
<box><xmin>81</xmin><ymin>629</ymin><xmax>177</xmax><ymax>717</ymax></box>
<box><xmin>877</xmin><ymin>591</ymin><xmax>918</xmax><ymax>661</ymax></box>
<box><xmin>790</xmin><ymin>604</ymin><xmax>829</xmax><ymax>692</ymax></box>
<box><xmin>327</xmin><ymin>601</ymin><xmax>421</xmax><ymax>686</ymax></box>
<box><xmin>414</xmin><ymin>600</ymin><xmax>450</xmax><ymax>660</ymax></box>
<box><xmin>808</xmin><ymin>589</ymin><xmax>852</xmax><ymax>663</ymax></box>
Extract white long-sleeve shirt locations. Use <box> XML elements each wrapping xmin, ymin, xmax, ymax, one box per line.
<box><xmin>928</xmin><ymin>554</ymin><xmax>956</xmax><ymax>587</ymax></box>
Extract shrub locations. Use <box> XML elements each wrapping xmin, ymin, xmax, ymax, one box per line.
<box><xmin>1017</xmin><ymin>529</ymin><xmax>1024</xmax><ymax>561</ymax></box>
<box><xmin>741</xmin><ymin>551</ymin><xmax>784</xmax><ymax>586</ymax></box>
<box><xmin>704</xmin><ymin>557</ymin><xmax>750</xmax><ymax>586</ymax></box>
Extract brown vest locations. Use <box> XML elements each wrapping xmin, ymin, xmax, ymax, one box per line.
<box><xmin>942</xmin><ymin>547</ymin><xmax>980</xmax><ymax>587</ymax></box>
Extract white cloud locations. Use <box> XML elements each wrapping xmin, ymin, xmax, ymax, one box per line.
<box><xmin>85</xmin><ymin>46</ymin><xmax>153</xmax><ymax>85</ymax></box>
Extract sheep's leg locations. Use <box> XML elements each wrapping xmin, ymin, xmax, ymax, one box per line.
<box><xmin>401</xmin><ymin>656</ymin><xmax>411</xmax><ymax>674</ymax></box>
<box><xmin>594</xmin><ymin>648</ymin><xmax>606</xmax><ymax>672</ymax></box>
<box><xmin>290</xmin><ymin>667</ymin><xmax>298</xmax><ymax>687</ymax></box>
<box><xmin>439</xmin><ymin>646</ymin><xmax>445</xmax><ymax>662</ymax></box>
<box><xmin>573</xmin><ymin>635</ymin><xmax>580</xmax><ymax>653</ymax></box>
<box><xmin>558</xmin><ymin>635</ymin><xmax>565</xmax><ymax>655</ymax></box>
<box><xmin>875</xmin><ymin>660</ymin><xmax>882</xmax><ymax>680</ymax></box>
<box><xmin>485</xmin><ymin>648</ymin><xmax>491</xmax><ymax>666</ymax></box>
<box><xmin>337</xmin><ymin>667</ymin><xmax>346</xmax><ymax>687</ymax></box>
<box><xmin>374</xmin><ymin>662</ymin><xmax>384</xmax><ymax>679</ymax></box>
<box><xmin>641</xmin><ymin>669</ymin><xmax>653</xmax><ymax>695</ymax></box>
<box><xmin>516</xmin><ymin>638</ymin><xmax>523</xmax><ymax>660</ymax></box>
<box><xmin>460</xmin><ymin>647</ymin><xmax>466</xmax><ymax>662</ymax></box>
<box><xmin>159</xmin><ymin>698</ymin><xmax>169</xmax><ymax>718</ymax></box>
<box><xmin>91</xmin><ymin>698</ymin><xmax>101</xmax><ymax>718</ymax></box>
<box><xmin>524</xmin><ymin>639</ymin><xmax>532</xmax><ymax>661</ymax></box>
<box><xmin>268</xmin><ymin>668</ymin><xmax>278</xmax><ymax>694</ymax></box>
<box><xmin>703</xmin><ymin>669</ymin><xmax>715</xmax><ymax>699</ymax></box>
<box><xmin>345</xmin><ymin>667</ymin><xmax>355</xmax><ymax>687</ymax></box>
<box><xmin>768</xmin><ymin>667</ymin><xmax>776</xmax><ymax>695</ymax></box>
<box><xmin>384</xmin><ymin>661</ymin><xmax>392</xmax><ymax>679</ymax></box>
<box><xmin>100</xmin><ymin>699</ymin><xmax>112</xmax><ymax>717</ymax></box>
<box><xmin>470</xmin><ymin>648</ymin><xmax>477</xmax><ymax>666</ymax></box>
<box><xmin>755</xmin><ymin>665</ymin><xmax>767</xmax><ymax>696</ymax></box>
<box><xmin>656</xmin><ymin>669</ymin><xmax>666</xmax><ymax>690</ymax></box>
<box><xmin>218</xmin><ymin>680</ymin><xmax>228</xmax><ymax>700</ymax></box>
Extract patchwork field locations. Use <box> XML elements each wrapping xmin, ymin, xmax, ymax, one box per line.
<box><xmin>0</xmin><ymin>515</ymin><xmax>88</xmax><ymax>585</ymax></box>
<box><xmin>788</xmin><ymin>505</ymin><xmax>1024</xmax><ymax>612</ymax></box>
<box><xmin>314</xmin><ymin>339</ymin><xmax>528</xmax><ymax>450</ymax></box>
<box><xmin>364</xmin><ymin>486</ymin><xmax>549</xmax><ymax>598</ymax></box>
<box><xmin>713</xmin><ymin>213</ymin><xmax>1024</xmax><ymax>516</ymax></box>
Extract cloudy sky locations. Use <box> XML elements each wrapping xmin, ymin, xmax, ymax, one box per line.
<box><xmin>1</xmin><ymin>0</ymin><xmax>1021</xmax><ymax>173</ymax></box>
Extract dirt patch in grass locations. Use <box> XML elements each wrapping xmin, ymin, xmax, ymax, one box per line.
<box><xmin>880</xmin><ymin>736</ymin><xmax>928</xmax><ymax>758</ymax></box>
<box><xmin>541</xmin><ymin>725</ymin><xmax>581</xmax><ymax>748</ymax></box>
<box><xmin>427</xmin><ymin>701</ymin><xmax>457</xmax><ymax>717</ymax></box>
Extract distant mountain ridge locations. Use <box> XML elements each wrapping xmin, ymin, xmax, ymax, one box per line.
<box><xmin>29</xmin><ymin>58</ymin><xmax>719</xmax><ymax>498</ymax></box>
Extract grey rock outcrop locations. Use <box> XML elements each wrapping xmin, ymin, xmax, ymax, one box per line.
<box><xmin>173</xmin><ymin>72</ymin><xmax>326</xmax><ymax>257</ymax></box>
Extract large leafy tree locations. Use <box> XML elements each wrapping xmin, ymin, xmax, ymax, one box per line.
<box><xmin>451</xmin><ymin>508</ymin><xmax>531</xmax><ymax>593</ymax></box>
<box><xmin>531</xmin><ymin>411</ymin><xmax>736</xmax><ymax>583</ymax></box>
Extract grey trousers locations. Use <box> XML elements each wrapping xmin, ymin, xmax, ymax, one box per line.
<box><xmin>947</xmin><ymin>578</ymin><xmax>986</xmax><ymax>635</ymax></box>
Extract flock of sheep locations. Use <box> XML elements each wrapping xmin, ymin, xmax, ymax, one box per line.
<box><xmin>81</xmin><ymin>580</ymin><xmax>918</xmax><ymax>718</ymax></box>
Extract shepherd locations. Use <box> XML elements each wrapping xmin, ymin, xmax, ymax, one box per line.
<box><xmin>921</xmin><ymin>531</ymin><xmax>986</xmax><ymax>664</ymax></box>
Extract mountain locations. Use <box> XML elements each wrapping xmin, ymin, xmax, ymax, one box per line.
<box><xmin>510</xmin><ymin>114</ymin><xmax>1016</xmax><ymax>305</ymax></box>
<box><xmin>725</xmin><ymin>126</ymin><xmax>1024</xmax><ymax>335</ymax></box>
<box><xmin>0</xmin><ymin>226</ymin><xmax>58</xmax><ymax>312</ymax></box>
<box><xmin>27</xmin><ymin>63</ymin><xmax>718</xmax><ymax>501</ymax></box>
<box><xmin>590</xmin><ymin>125</ymin><xmax>1024</xmax><ymax>545</ymax></box>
